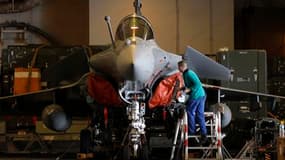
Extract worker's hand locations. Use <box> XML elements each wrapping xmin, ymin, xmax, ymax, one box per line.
<box><xmin>184</xmin><ymin>88</ymin><xmax>191</xmax><ymax>93</ymax></box>
<box><xmin>180</xmin><ymin>86</ymin><xmax>190</xmax><ymax>93</ymax></box>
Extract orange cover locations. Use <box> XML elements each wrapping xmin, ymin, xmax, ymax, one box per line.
<box><xmin>148</xmin><ymin>72</ymin><xmax>184</xmax><ymax>109</ymax></box>
<box><xmin>87</xmin><ymin>73</ymin><xmax>122</xmax><ymax>107</ymax></box>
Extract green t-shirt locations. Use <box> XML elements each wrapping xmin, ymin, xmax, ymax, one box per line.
<box><xmin>183</xmin><ymin>69</ymin><xmax>205</xmax><ymax>99</ymax></box>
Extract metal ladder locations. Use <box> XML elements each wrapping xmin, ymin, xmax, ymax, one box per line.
<box><xmin>170</xmin><ymin>105</ymin><xmax>232</xmax><ymax>160</ymax></box>
<box><xmin>187</xmin><ymin>111</ymin><xmax>232</xmax><ymax>159</ymax></box>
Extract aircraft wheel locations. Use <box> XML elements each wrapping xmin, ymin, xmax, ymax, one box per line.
<box><xmin>103</xmin><ymin>127</ymin><xmax>113</xmax><ymax>145</ymax></box>
<box><xmin>80</xmin><ymin>129</ymin><xmax>92</xmax><ymax>153</ymax></box>
<box><xmin>139</xmin><ymin>143</ymin><xmax>149</xmax><ymax>160</ymax></box>
<box><xmin>122</xmin><ymin>144</ymin><xmax>149</xmax><ymax>160</ymax></box>
<box><xmin>122</xmin><ymin>145</ymin><xmax>130</xmax><ymax>160</ymax></box>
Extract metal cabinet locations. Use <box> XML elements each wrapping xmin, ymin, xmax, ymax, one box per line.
<box><xmin>217</xmin><ymin>50</ymin><xmax>267</xmax><ymax>93</ymax></box>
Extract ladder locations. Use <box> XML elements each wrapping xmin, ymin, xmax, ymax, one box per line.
<box><xmin>170</xmin><ymin>104</ymin><xmax>232</xmax><ymax>160</ymax></box>
<box><xmin>0</xmin><ymin>27</ymin><xmax>27</xmax><ymax>46</ymax></box>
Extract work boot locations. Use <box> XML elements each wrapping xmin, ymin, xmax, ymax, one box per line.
<box><xmin>188</xmin><ymin>137</ymin><xmax>199</xmax><ymax>146</ymax></box>
<box><xmin>200</xmin><ymin>135</ymin><xmax>208</xmax><ymax>145</ymax></box>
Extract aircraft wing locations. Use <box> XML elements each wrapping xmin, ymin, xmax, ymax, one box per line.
<box><xmin>0</xmin><ymin>72</ymin><xmax>90</xmax><ymax>100</ymax></box>
<box><xmin>183</xmin><ymin>46</ymin><xmax>231</xmax><ymax>80</ymax></box>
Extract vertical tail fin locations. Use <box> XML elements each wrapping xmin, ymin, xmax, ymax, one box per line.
<box><xmin>183</xmin><ymin>46</ymin><xmax>230</xmax><ymax>80</ymax></box>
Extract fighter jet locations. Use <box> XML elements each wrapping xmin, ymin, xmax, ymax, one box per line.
<box><xmin>89</xmin><ymin>0</ymin><xmax>231</xmax><ymax>101</ymax></box>
<box><xmin>0</xmin><ymin>0</ymin><xmax>230</xmax><ymax>158</ymax></box>
<box><xmin>86</xmin><ymin>0</ymin><xmax>231</xmax><ymax>158</ymax></box>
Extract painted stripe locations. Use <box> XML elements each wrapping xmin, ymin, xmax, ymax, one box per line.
<box><xmin>184</xmin><ymin>124</ymin><xmax>188</xmax><ymax>133</ymax></box>
<box><xmin>184</xmin><ymin>124</ymin><xmax>188</xmax><ymax>146</ymax></box>
<box><xmin>217</xmin><ymin>139</ymin><xmax>221</xmax><ymax>146</ymax></box>
<box><xmin>14</xmin><ymin>71</ymin><xmax>41</xmax><ymax>78</ymax></box>
<box><xmin>218</xmin><ymin>127</ymin><xmax>221</xmax><ymax>132</ymax></box>
<box><xmin>184</xmin><ymin>138</ymin><xmax>188</xmax><ymax>146</ymax></box>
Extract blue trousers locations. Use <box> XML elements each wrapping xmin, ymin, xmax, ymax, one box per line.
<box><xmin>186</xmin><ymin>96</ymin><xmax>207</xmax><ymax>135</ymax></box>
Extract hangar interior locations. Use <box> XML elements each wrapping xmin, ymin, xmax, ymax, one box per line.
<box><xmin>0</xmin><ymin>0</ymin><xmax>285</xmax><ymax>159</ymax></box>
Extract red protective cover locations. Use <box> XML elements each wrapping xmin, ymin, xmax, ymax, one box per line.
<box><xmin>87</xmin><ymin>73</ymin><xmax>123</xmax><ymax>107</ymax></box>
<box><xmin>148</xmin><ymin>72</ymin><xmax>184</xmax><ymax>109</ymax></box>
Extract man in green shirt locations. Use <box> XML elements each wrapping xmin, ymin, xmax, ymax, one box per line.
<box><xmin>178</xmin><ymin>60</ymin><xmax>207</xmax><ymax>144</ymax></box>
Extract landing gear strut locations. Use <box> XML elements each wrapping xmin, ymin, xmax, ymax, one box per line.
<box><xmin>118</xmin><ymin>80</ymin><xmax>149</xmax><ymax>160</ymax></box>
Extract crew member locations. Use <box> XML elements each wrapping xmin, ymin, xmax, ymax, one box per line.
<box><xmin>177</xmin><ymin>60</ymin><xmax>207</xmax><ymax>144</ymax></box>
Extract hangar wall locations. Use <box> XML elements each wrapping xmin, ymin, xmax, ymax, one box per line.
<box><xmin>89</xmin><ymin>0</ymin><xmax>234</xmax><ymax>55</ymax></box>
<box><xmin>0</xmin><ymin>0</ymin><xmax>89</xmax><ymax>45</ymax></box>
<box><xmin>35</xmin><ymin>0</ymin><xmax>89</xmax><ymax>45</ymax></box>
<box><xmin>0</xmin><ymin>0</ymin><xmax>233</xmax><ymax>54</ymax></box>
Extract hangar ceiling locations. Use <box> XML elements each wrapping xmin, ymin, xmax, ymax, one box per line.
<box><xmin>235</xmin><ymin>0</ymin><xmax>285</xmax><ymax>57</ymax></box>
<box><xmin>235</xmin><ymin>0</ymin><xmax>285</xmax><ymax>8</ymax></box>
<box><xmin>0</xmin><ymin>0</ymin><xmax>40</xmax><ymax>13</ymax></box>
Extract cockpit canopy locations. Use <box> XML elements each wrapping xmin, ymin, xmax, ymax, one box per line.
<box><xmin>115</xmin><ymin>14</ymin><xmax>154</xmax><ymax>41</ymax></box>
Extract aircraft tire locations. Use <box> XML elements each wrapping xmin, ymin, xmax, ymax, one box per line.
<box><xmin>139</xmin><ymin>143</ymin><xmax>149</xmax><ymax>160</ymax></box>
<box><xmin>80</xmin><ymin>129</ymin><xmax>92</xmax><ymax>153</ymax></box>
<box><xmin>122</xmin><ymin>145</ymin><xmax>130</xmax><ymax>160</ymax></box>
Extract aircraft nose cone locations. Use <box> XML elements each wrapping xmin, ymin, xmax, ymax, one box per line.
<box><xmin>133</xmin><ymin>45</ymin><xmax>155</xmax><ymax>83</ymax></box>
<box><xmin>117</xmin><ymin>43</ymin><xmax>154</xmax><ymax>83</ymax></box>
<box><xmin>116</xmin><ymin>44</ymin><xmax>135</xmax><ymax>80</ymax></box>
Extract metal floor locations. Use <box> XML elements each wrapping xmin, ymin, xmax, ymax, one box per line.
<box><xmin>0</xmin><ymin>149</ymin><xmax>171</xmax><ymax>160</ymax></box>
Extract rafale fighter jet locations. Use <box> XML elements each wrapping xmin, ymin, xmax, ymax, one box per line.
<box><xmin>87</xmin><ymin>0</ymin><xmax>230</xmax><ymax>158</ymax></box>
<box><xmin>0</xmin><ymin>0</ymin><xmax>230</xmax><ymax>158</ymax></box>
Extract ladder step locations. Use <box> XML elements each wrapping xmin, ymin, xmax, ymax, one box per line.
<box><xmin>204</xmin><ymin>112</ymin><xmax>215</xmax><ymax>117</ymax></box>
<box><xmin>188</xmin><ymin>159</ymin><xmax>243</xmax><ymax>160</ymax></box>
<box><xmin>188</xmin><ymin>158</ymin><xmax>216</xmax><ymax>160</ymax></box>
<box><xmin>187</xmin><ymin>146</ymin><xmax>218</xmax><ymax>150</ymax></box>
<box><xmin>188</xmin><ymin>135</ymin><xmax>216</xmax><ymax>138</ymax></box>
<box><xmin>195</xmin><ymin>124</ymin><xmax>216</xmax><ymax>127</ymax></box>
